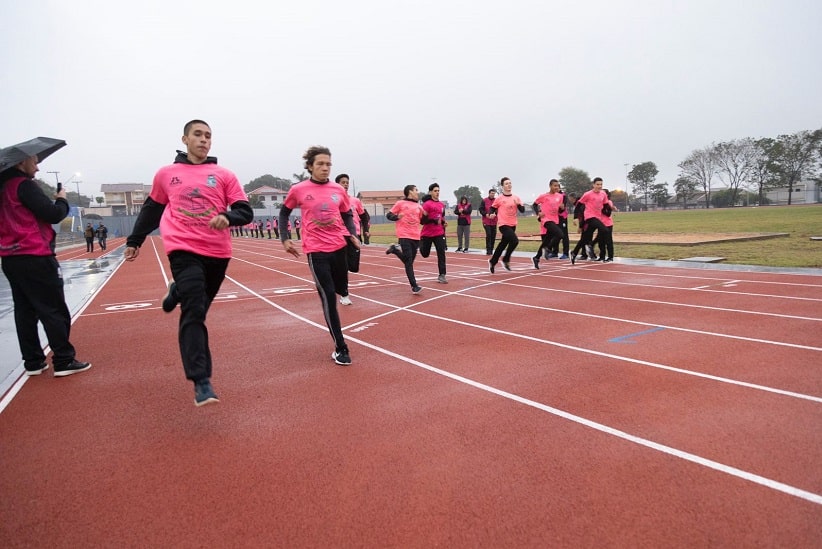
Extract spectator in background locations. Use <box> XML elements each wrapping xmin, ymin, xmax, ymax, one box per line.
<box><xmin>84</xmin><ymin>222</ymin><xmax>95</xmax><ymax>252</ymax></box>
<box><xmin>0</xmin><ymin>153</ymin><xmax>91</xmax><ymax>377</ymax></box>
<box><xmin>454</xmin><ymin>195</ymin><xmax>472</xmax><ymax>252</ymax></box>
<box><xmin>96</xmin><ymin>222</ymin><xmax>108</xmax><ymax>250</ymax></box>
<box><xmin>478</xmin><ymin>188</ymin><xmax>497</xmax><ymax>255</ymax></box>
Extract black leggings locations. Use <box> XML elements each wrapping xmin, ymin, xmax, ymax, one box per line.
<box><xmin>598</xmin><ymin>225</ymin><xmax>614</xmax><ymax>260</ymax></box>
<box><xmin>491</xmin><ymin>225</ymin><xmax>518</xmax><ymax>264</ymax></box>
<box><xmin>535</xmin><ymin>221</ymin><xmax>563</xmax><ymax>259</ymax></box>
<box><xmin>572</xmin><ymin>218</ymin><xmax>606</xmax><ymax>256</ymax></box>
<box><xmin>420</xmin><ymin>235</ymin><xmax>447</xmax><ymax>275</ymax></box>
<box><xmin>307</xmin><ymin>246</ymin><xmax>350</xmax><ymax>353</ymax></box>
<box><xmin>392</xmin><ymin>238</ymin><xmax>420</xmax><ymax>287</ymax></box>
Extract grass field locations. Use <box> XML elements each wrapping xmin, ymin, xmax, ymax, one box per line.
<box><xmin>368</xmin><ymin>204</ymin><xmax>822</xmax><ymax>269</ymax></box>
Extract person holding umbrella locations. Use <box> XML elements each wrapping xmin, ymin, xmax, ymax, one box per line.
<box><xmin>0</xmin><ymin>137</ymin><xmax>91</xmax><ymax>377</ymax></box>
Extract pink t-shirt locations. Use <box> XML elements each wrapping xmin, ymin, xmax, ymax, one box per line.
<box><xmin>578</xmin><ymin>190</ymin><xmax>608</xmax><ymax>221</ymax></box>
<box><xmin>390</xmin><ymin>199</ymin><xmax>424</xmax><ymax>240</ymax></box>
<box><xmin>491</xmin><ymin>193</ymin><xmax>523</xmax><ymax>227</ymax></box>
<box><xmin>421</xmin><ymin>199</ymin><xmax>446</xmax><ymax>238</ymax></box>
<box><xmin>534</xmin><ymin>192</ymin><xmax>564</xmax><ymax>225</ymax></box>
<box><xmin>283</xmin><ymin>180</ymin><xmax>352</xmax><ymax>253</ymax></box>
<box><xmin>150</xmin><ymin>162</ymin><xmax>247</xmax><ymax>258</ymax></box>
<box><xmin>350</xmin><ymin>196</ymin><xmax>366</xmax><ymax>234</ymax></box>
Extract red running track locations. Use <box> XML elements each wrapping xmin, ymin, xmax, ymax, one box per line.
<box><xmin>1</xmin><ymin>236</ymin><xmax>820</xmax><ymax>547</ymax></box>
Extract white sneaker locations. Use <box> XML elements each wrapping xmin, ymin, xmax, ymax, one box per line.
<box><xmin>339</xmin><ymin>295</ymin><xmax>352</xmax><ymax>306</ymax></box>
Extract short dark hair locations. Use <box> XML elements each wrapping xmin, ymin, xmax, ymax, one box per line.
<box><xmin>334</xmin><ymin>173</ymin><xmax>349</xmax><ymax>183</ymax></box>
<box><xmin>428</xmin><ymin>182</ymin><xmax>439</xmax><ymax>192</ymax></box>
<box><xmin>593</xmin><ymin>177</ymin><xmax>603</xmax><ymax>183</ymax></box>
<box><xmin>549</xmin><ymin>179</ymin><xmax>559</xmax><ymax>184</ymax></box>
<box><xmin>183</xmin><ymin>119</ymin><xmax>210</xmax><ymax>135</ymax></box>
<box><xmin>488</xmin><ymin>188</ymin><xmax>496</xmax><ymax>194</ymax></box>
<box><xmin>403</xmin><ymin>184</ymin><xmax>417</xmax><ymax>198</ymax></box>
<box><xmin>303</xmin><ymin>146</ymin><xmax>332</xmax><ymax>173</ymax></box>
<box><xmin>500</xmin><ymin>177</ymin><xmax>511</xmax><ymax>185</ymax></box>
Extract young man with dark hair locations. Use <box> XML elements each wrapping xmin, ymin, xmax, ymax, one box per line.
<box><xmin>125</xmin><ymin>119</ymin><xmax>253</xmax><ymax>406</ymax></box>
<box><xmin>386</xmin><ymin>185</ymin><xmax>424</xmax><ymax>294</ymax></box>
<box><xmin>280</xmin><ymin>146</ymin><xmax>360</xmax><ymax>365</ymax></box>
<box><xmin>420</xmin><ymin>182</ymin><xmax>448</xmax><ymax>284</ymax></box>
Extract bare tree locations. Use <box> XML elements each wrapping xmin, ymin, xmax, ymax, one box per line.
<box><xmin>713</xmin><ymin>138</ymin><xmax>756</xmax><ymax>206</ymax></box>
<box><xmin>678</xmin><ymin>146</ymin><xmax>717</xmax><ymax>208</ymax></box>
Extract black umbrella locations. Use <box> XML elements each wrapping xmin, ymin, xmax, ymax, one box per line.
<box><xmin>0</xmin><ymin>136</ymin><xmax>67</xmax><ymax>172</ymax></box>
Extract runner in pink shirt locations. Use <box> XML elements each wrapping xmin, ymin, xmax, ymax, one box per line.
<box><xmin>597</xmin><ymin>188</ymin><xmax>616</xmax><ymax>262</ymax></box>
<box><xmin>488</xmin><ymin>177</ymin><xmax>525</xmax><ymax>273</ymax></box>
<box><xmin>531</xmin><ymin>179</ymin><xmax>565</xmax><ymax>269</ymax></box>
<box><xmin>125</xmin><ymin>119</ymin><xmax>253</xmax><ymax>406</ymax></box>
<box><xmin>280</xmin><ymin>146</ymin><xmax>360</xmax><ymax>366</ymax></box>
<box><xmin>335</xmin><ymin>173</ymin><xmax>371</xmax><ymax>244</ymax></box>
<box><xmin>420</xmin><ymin>182</ymin><xmax>448</xmax><ymax>284</ymax></box>
<box><xmin>386</xmin><ymin>185</ymin><xmax>424</xmax><ymax>294</ymax></box>
<box><xmin>571</xmin><ymin>177</ymin><xmax>611</xmax><ymax>264</ymax></box>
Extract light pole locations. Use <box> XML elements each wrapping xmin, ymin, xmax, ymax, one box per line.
<box><xmin>623</xmin><ymin>163</ymin><xmax>630</xmax><ymax>212</ymax></box>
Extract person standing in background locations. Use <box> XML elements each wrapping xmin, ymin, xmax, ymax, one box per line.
<box><xmin>0</xmin><ymin>153</ymin><xmax>91</xmax><ymax>377</ymax></box>
<box><xmin>478</xmin><ymin>188</ymin><xmax>497</xmax><ymax>255</ymax></box>
<box><xmin>84</xmin><ymin>222</ymin><xmax>94</xmax><ymax>252</ymax></box>
<box><xmin>96</xmin><ymin>222</ymin><xmax>108</xmax><ymax>250</ymax></box>
<box><xmin>454</xmin><ymin>195</ymin><xmax>472</xmax><ymax>252</ymax></box>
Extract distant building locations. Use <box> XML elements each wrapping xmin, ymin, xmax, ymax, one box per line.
<box><xmin>248</xmin><ymin>185</ymin><xmax>289</xmax><ymax>207</ymax></box>
<box><xmin>100</xmin><ymin>183</ymin><xmax>148</xmax><ymax>215</ymax></box>
<box><xmin>357</xmin><ymin>190</ymin><xmax>404</xmax><ymax>217</ymax></box>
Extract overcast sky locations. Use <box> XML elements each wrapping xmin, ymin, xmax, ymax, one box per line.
<box><xmin>2</xmin><ymin>0</ymin><xmax>820</xmax><ymax>203</ymax></box>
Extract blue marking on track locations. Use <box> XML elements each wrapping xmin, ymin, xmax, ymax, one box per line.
<box><xmin>609</xmin><ymin>326</ymin><xmax>665</xmax><ymax>344</ymax></box>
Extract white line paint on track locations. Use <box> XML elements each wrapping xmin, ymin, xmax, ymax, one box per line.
<box><xmin>225</xmin><ymin>273</ymin><xmax>822</xmax><ymax>507</ymax></box>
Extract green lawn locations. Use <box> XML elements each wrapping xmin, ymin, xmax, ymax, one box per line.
<box><xmin>368</xmin><ymin>204</ymin><xmax>822</xmax><ymax>268</ymax></box>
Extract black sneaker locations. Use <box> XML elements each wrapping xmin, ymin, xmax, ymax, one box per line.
<box><xmin>532</xmin><ymin>257</ymin><xmax>540</xmax><ymax>269</ymax></box>
<box><xmin>331</xmin><ymin>349</ymin><xmax>352</xmax><ymax>365</ymax></box>
<box><xmin>25</xmin><ymin>362</ymin><xmax>49</xmax><ymax>376</ymax></box>
<box><xmin>603</xmin><ymin>258</ymin><xmax>613</xmax><ymax>263</ymax></box>
<box><xmin>385</xmin><ymin>244</ymin><xmax>399</xmax><ymax>256</ymax></box>
<box><xmin>503</xmin><ymin>261</ymin><xmax>511</xmax><ymax>271</ymax></box>
<box><xmin>570</xmin><ymin>253</ymin><xmax>577</xmax><ymax>265</ymax></box>
<box><xmin>194</xmin><ymin>379</ymin><xmax>219</xmax><ymax>406</ymax></box>
<box><xmin>54</xmin><ymin>360</ymin><xmax>91</xmax><ymax>377</ymax></box>
<box><xmin>456</xmin><ymin>247</ymin><xmax>462</xmax><ymax>252</ymax></box>
<box><xmin>412</xmin><ymin>285</ymin><xmax>422</xmax><ymax>294</ymax></box>
<box><xmin>162</xmin><ymin>282</ymin><xmax>179</xmax><ymax>313</ymax></box>
<box><xmin>488</xmin><ymin>260</ymin><xmax>496</xmax><ymax>273</ymax></box>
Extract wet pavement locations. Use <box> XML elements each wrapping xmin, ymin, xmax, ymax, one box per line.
<box><xmin>0</xmin><ymin>248</ymin><xmax>123</xmax><ymax>398</ymax></box>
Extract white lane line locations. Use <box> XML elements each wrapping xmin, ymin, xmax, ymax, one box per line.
<box><xmin>225</xmin><ymin>274</ymin><xmax>822</xmax><ymax>507</ymax></box>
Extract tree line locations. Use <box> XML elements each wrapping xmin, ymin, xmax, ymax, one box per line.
<box><xmin>243</xmin><ymin>127</ymin><xmax>821</xmax><ymax>211</ymax></box>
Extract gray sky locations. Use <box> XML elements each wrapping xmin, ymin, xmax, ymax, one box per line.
<box><xmin>2</xmin><ymin>0</ymin><xmax>821</xmax><ymax>203</ymax></box>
